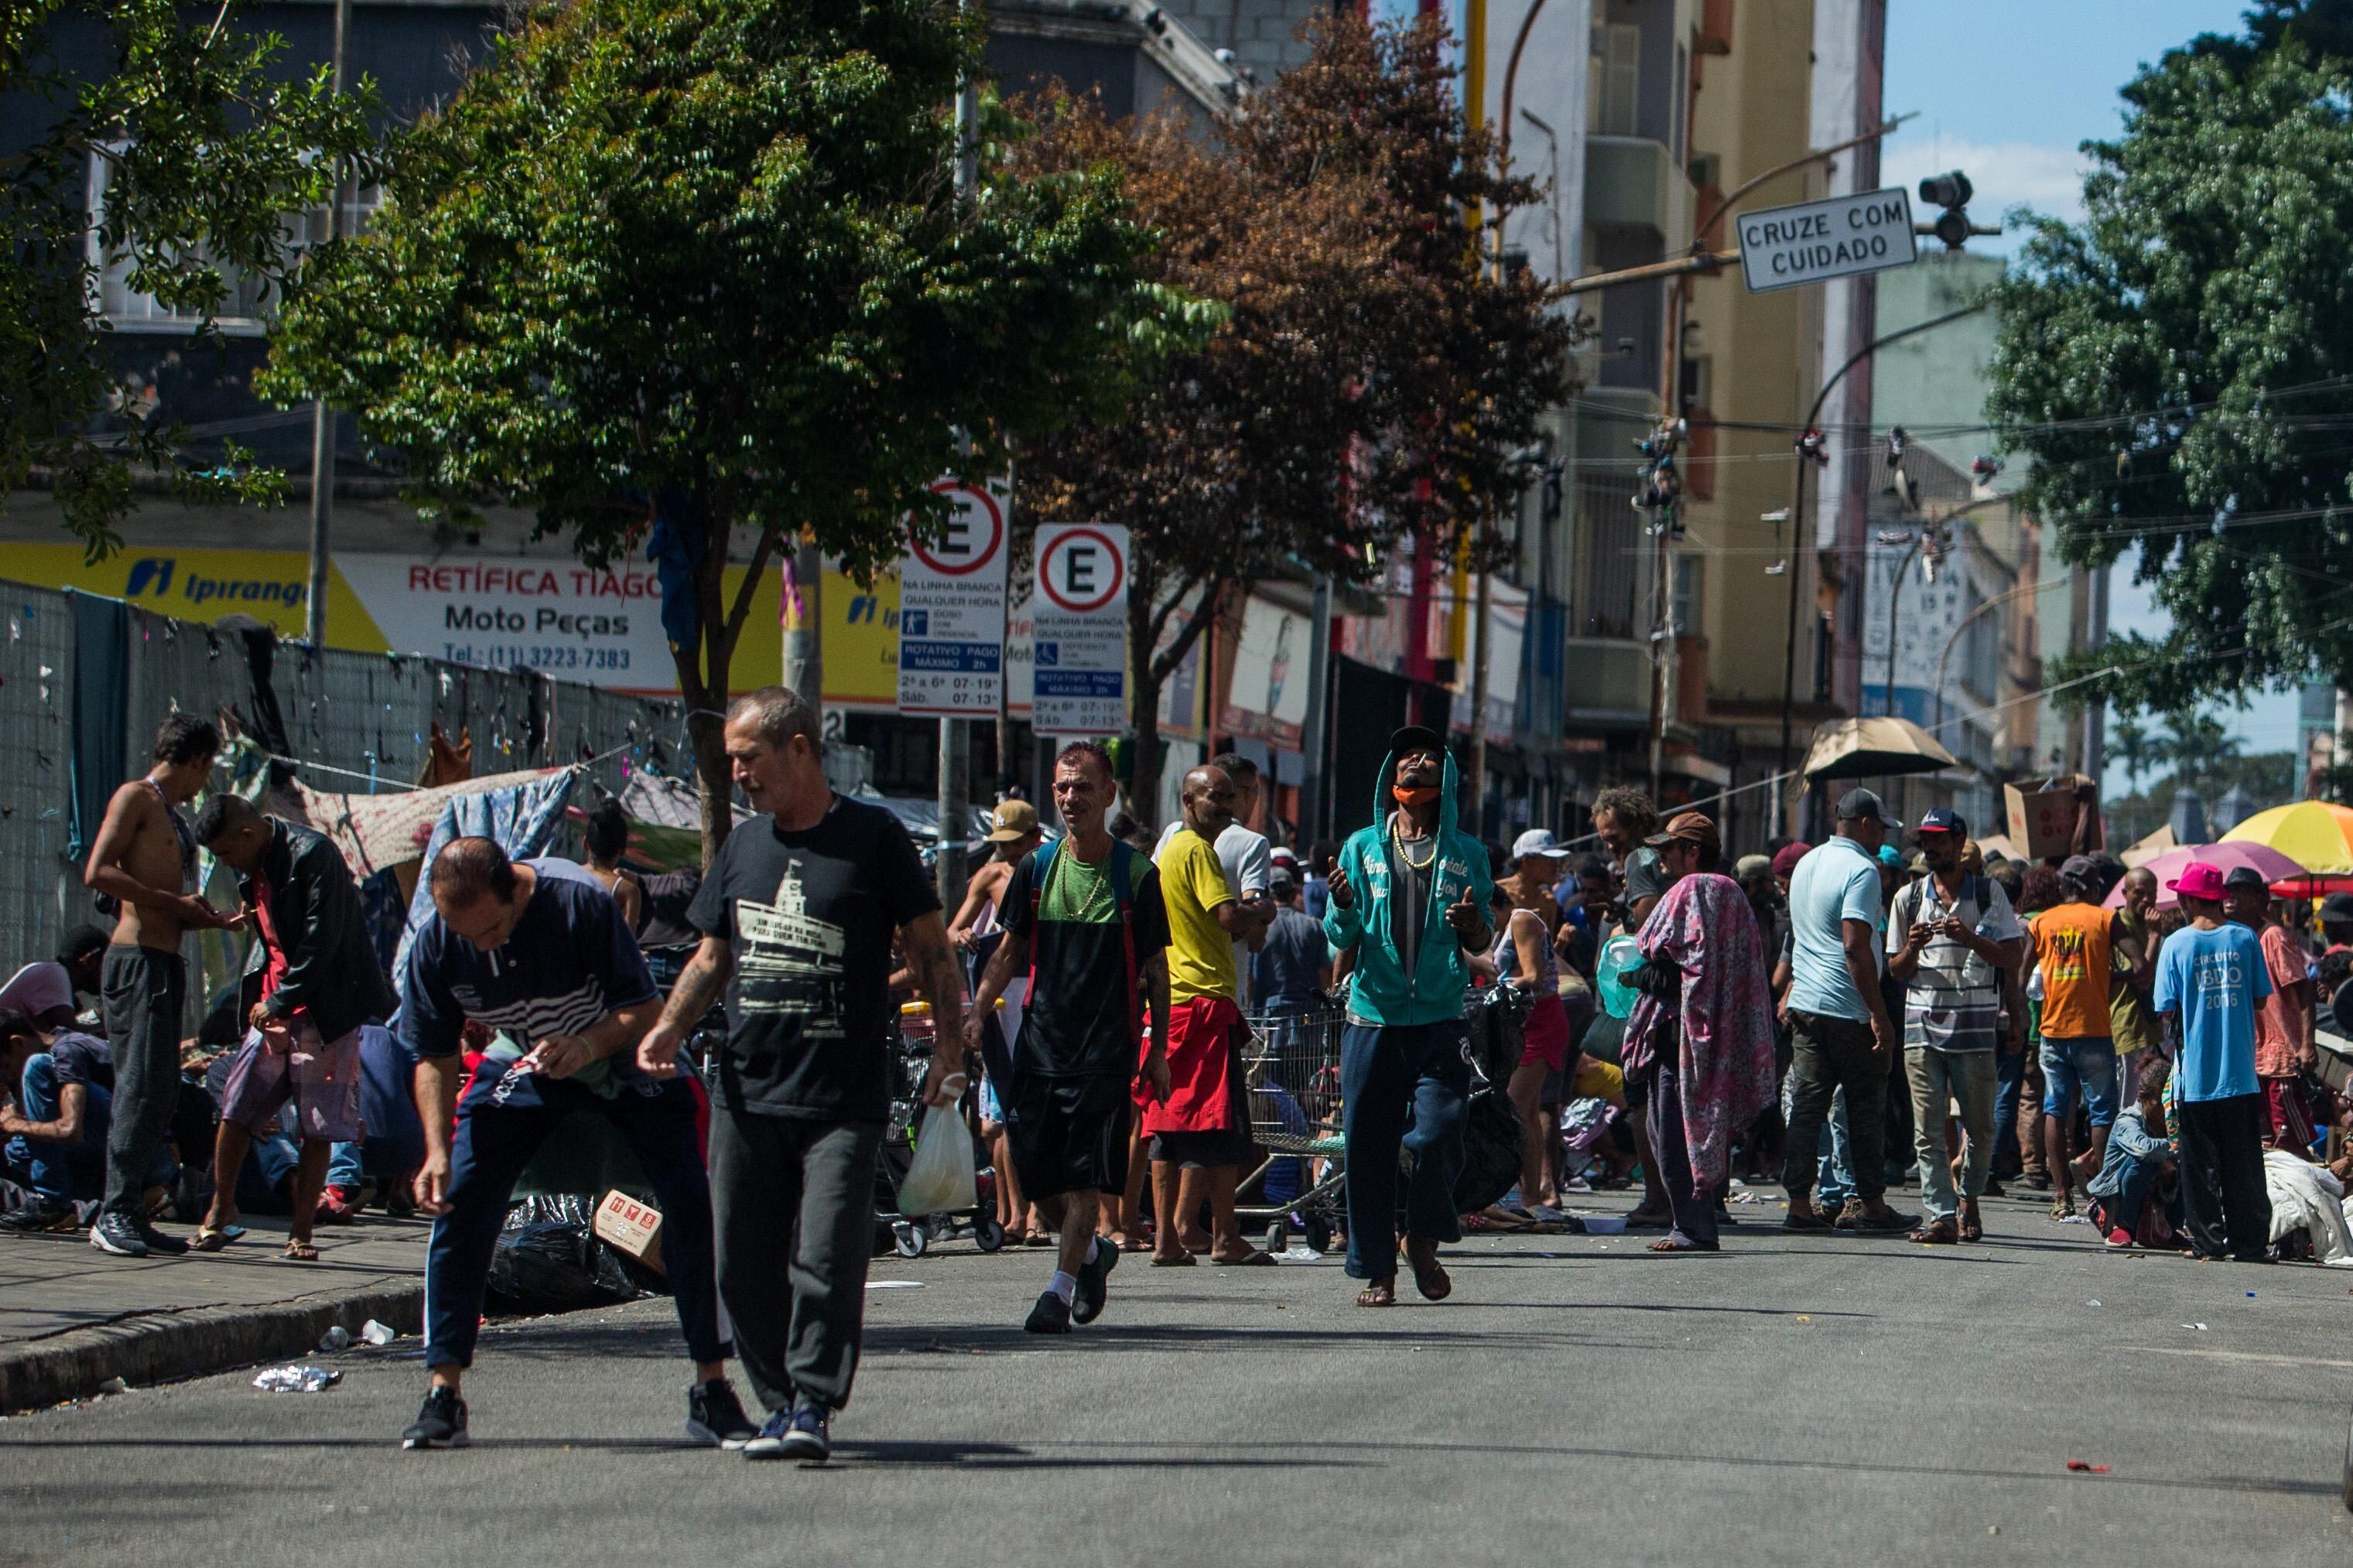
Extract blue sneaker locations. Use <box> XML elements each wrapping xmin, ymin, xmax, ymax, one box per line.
<box><xmin>781</xmin><ymin>1401</ymin><xmax>831</xmax><ymax>1461</ymax></box>
<box><xmin>743</xmin><ymin>1407</ymin><xmax>792</xmax><ymax>1462</ymax></box>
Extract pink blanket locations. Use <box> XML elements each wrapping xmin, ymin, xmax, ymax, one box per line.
<box><xmin>1624</xmin><ymin>872</ymin><xmax>1779</xmax><ymax>1191</ymax></box>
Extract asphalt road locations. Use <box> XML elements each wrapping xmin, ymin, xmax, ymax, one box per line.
<box><xmin>4</xmin><ymin>1189</ymin><xmax>2348</xmax><ymax>1568</ymax></box>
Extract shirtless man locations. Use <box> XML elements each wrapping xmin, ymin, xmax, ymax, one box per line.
<box><xmin>81</xmin><ymin>714</ymin><xmax>230</xmax><ymax>1258</ymax></box>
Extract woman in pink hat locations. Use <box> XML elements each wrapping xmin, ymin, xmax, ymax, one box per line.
<box><xmin>2150</xmin><ymin>859</ymin><xmax>2275</xmax><ymax>1261</ymax></box>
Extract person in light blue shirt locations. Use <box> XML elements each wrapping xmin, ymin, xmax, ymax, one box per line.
<box><xmin>2152</xmin><ymin>859</ymin><xmax>2273</xmax><ymax>1262</ymax></box>
<box><xmin>1777</xmin><ymin>789</ymin><xmax>1910</xmax><ymax>1234</ymax></box>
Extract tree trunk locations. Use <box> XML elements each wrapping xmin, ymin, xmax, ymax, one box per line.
<box><xmin>1123</xmin><ymin>569</ymin><xmax>1226</xmax><ymax>832</ymax></box>
<box><xmin>669</xmin><ymin>495</ymin><xmax>783</xmax><ymax>869</ymax></box>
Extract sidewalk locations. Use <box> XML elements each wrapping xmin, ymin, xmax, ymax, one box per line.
<box><xmin>0</xmin><ymin>1212</ymin><xmax>429</xmax><ymax>1412</ymax></box>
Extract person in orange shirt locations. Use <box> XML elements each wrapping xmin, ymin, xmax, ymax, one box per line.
<box><xmin>2026</xmin><ymin>856</ymin><xmax>2128</xmax><ymax>1221</ymax></box>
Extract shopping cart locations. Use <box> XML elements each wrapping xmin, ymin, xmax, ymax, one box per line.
<box><xmin>1234</xmin><ymin>1003</ymin><xmax>1349</xmax><ymax>1255</ymax></box>
<box><xmin>874</xmin><ymin>999</ymin><xmax>1007</xmax><ymax>1259</ymax></box>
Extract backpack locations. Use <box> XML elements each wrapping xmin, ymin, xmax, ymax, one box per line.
<box><xmin>1024</xmin><ymin>837</ymin><xmax>1144</xmax><ymax>1050</ymax></box>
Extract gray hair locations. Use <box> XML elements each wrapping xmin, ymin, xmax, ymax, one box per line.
<box><xmin>726</xmin><ymin>685</ymin><xmax>820</xmax><ymax>750</ymax></box>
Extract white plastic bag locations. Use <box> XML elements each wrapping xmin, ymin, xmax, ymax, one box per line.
<box><xmin>897</xmin><ymin>1100</ymin><xmax>976</xmax><ymax>1217</ymax></box>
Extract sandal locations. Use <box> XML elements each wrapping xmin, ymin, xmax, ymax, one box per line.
<box><xmin>1149</xmin><ymin>1250</ymin><xmax>1197</xmax><ymax>1266</ymax></box>
<box><xmin>1404</xmin><ymin>1237</ymin><xmax>1452</xmax><ymax>1301</ymax></box>
<box><xmin>191</xmin><ymin>1224</ymin><xmax>246</xmax><ymax>1252</ymax></box>
<box><xmin>1908</xmin><ymin>1217</ymin><xmax>1960</xmax><ymax>1245</ymax></box>
<box><xmin>280</xmin><ymin>1238</ymin><xmax>320</xmax><ymax>1262</ymax></box>
<box><xmin>1356</xmin><ymin>1280</ymin><xmax>1396</xmax><ymax>1307</ymax></box>
<box><xmin>1209</xmin><ymin>1249</ymin><xmax>1277</xmax><ymax>1266</ymax></box>
<box><xmin>1958</xmin><ymin>1201</ymin><xmax>1983</xmax><ymax>1243</ymax></box>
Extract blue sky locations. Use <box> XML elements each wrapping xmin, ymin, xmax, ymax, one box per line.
<box><xmin>1879</xmin><ymin>1</ymin><xmax>2308</xmax><ymax>792</ymax></box>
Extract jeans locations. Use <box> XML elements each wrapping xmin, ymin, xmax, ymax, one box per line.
<box><xmin>98</xmin><ymin>946</ymin><xmax>186</xmax><ymax>1216</ymax></box>
<box><xmin>1339</xmin><ymin>1020</ymin><xmax>1471</xmax><ymax>1282</ymax></box>
<box><xmin>1648</xmin><ymin>1058</ymin><xmax>1717</xmax><ymax>1246</ymax></box>
<box><xmin>1783</xmin><ymin>1010</ymin><xmax>1889</xmax><ymax>1203</ymax></box>
<box><xmin>324</xmin><ymin>1024</ymin><xmax>429</xmax><ymax>1193</ymax></box>
<box><xmin>6</xmin><ymin>1054</ymin><xmax>116</xmax><ymax>1202</ymax></box>
<box><xmin>1783</xmin><ymin>1071</ymin><xmax>1853</xmax><ymax>1204</ymax></box>
<box><xmin>1992</xmin><ymin>1047</ymin><xmax>2026</xmax><ymax>1177</ymax></box>
<box><xmin>2175</xmin><ymin>1092</ymin><xmax>2272</xmax><ymax>1262</ymax></box>
<box><xmin>424</xmin><ymin>1073</ymin><xmax>727</xmax><ymax>1371</ymax></box>
<box><xmin>1905</xmin><ymin>1048</ymin><xmax>1997</xmax><ymax>1222</ymax></box>
<box><xmin>2040</xmin><ymin>1036</ymin><xmax>2120</xmax><ymax>1127</ymax></box>
<box><xmin>710</xmin><ymin>1111</ymin><xmax>884</xmax><ymax>1413</ymax></box>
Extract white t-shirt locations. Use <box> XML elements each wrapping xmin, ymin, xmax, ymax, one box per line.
<box><xmin>1154</xmin><ymin>821</ymin><xmax>1271</xmax><ymax>1003</ymax></box>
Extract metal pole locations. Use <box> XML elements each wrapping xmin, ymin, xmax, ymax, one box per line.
<box><xmin>1466</xmin><ymin>562</ymin><xmax>1493</xmax><ymax>837</ymax></box>
<box><xmin>937</xmin><ymin>17</ymin><xmax>980</xmax><ymax>916</ymax></box>
<box><xmin>303</xmin><ymin>0</ymin><xmax>352</xmax><ymax>651</ymax></box>
<box><xmin>1881</xmin><ymin>534</ymin><xmax>1920</xmax><ymax>718</ymax></box>
<box><xmin>1301</xmin><ymin>574</ymin><xmax>1332</xmax><ymax>841</ymax></box>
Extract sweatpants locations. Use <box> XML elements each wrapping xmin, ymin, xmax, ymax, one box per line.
<box><xmin>98</xmin><ymin>945</ymin><xmax>186</xmax><ymax>1217</ymax></box>
<box><xmin>424</xmin><ymin>1074</ymin><xmax>727</xmax><ymax>1370</ymax></box>
<box><xmin>1648</xmin><ymin>1057</ymin><xmax>1718</xmax><ymax>1247</ymax></box>
<box><xmin>1783</xmin><ymin>1010</ymin><xmax>1889</xmax><ymax>1204</ymax></box>
<box><xmin>2175</xmin><ymin>1091</ymin><xmax>2272</xmax><ymax>1262</ymax></box>
<box><xmin>1339</xmin><ymin>1019</ymin><xmax>1470</xmax><ymax>1282</ymax></box>
<box><xmin>709</xmin><ymin>1110</ymin><xmax>883</xmax><ymax>1413</ymax></box>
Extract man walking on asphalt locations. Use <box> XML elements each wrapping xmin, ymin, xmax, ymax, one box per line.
<box><xmin>398</xmin><ymin>837</ymin><xmax>749</xmax><ymax>1454</ymax></box>
<box><xmin>1323</xmin><ymin>726</ymin><xmax>1493</xmax><ymax>1307</ymax></box>
<box><xmin>2153</xmin><ymin>859</ymin><xmax>2275</xmax><ymax>1260</ymax></box>
<box><xmin>2226</xmin><ymin>865</ymin><xmax>2317</xmax><ymax>1152</ymax></box>
<box><xmin>2027</xmin><ymin>855</ymin><xmax>2126</xmax><ymax>1221</ymax></box>
<box><xmin>967</xmin><ymin>741</ymin><xmax>1172</xmax><ymax>1334</ymax></box>
<box><xmin>1781</xmin><ymin>790</ymin><xmax>1913</xmax><ymax>1235</ymax></box>
<box><xmin>1885</xmin><ymin>808</ymin><xmax>2023</xmax><ymax>1244</ymax></box>
<box><xmin>80</xmin><ymin>713</ymin><xmax>231</xmax><ymax>1259</ymax></box>
<box><xmin>640</xmin><ymin>687</ymin><xmax>964</xmax><ymax>1462</ymax></box>
<box><xmin>1145</xmin><ymin>766</ymin><xmax>1274</xmax><ymax>1266</ymax></box>
<box><xmin>190</xmin><ymin>797</ymin><xmax>396</xmax><ymax>1260</ymax></box>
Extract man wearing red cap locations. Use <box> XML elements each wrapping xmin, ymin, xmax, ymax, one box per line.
<box><xmin>2153</xmin><ymin>859</ymin><xmax>2274</xmax><ymax>1261</ymax></box>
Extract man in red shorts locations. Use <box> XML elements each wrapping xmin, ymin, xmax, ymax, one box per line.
<box><xmin>2225</xmin><ymin>866</ymin><xmax>2317</xmax><ymax>1152</ymax></box>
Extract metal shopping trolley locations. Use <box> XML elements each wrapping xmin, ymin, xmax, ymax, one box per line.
<box><xmin>875</xmin><ymin>999</ymin><xmax>1008</xmax><ymax>1259</ymax></box>
<box><xmin>1234</xmin><ymin>1003</ymin><xmax>1349</xmax><ymax>1255</ymax></box>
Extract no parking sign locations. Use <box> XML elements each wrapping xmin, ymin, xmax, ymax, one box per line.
<box><xmin>1031</xmin><ymin>523</ymin><xmax>1129</xmax><ymax>736</ymax></box>
<box><xmin>896</xmin><ymin>479</ymin><xmax>1009</xmax><ymax>717</ymax></box>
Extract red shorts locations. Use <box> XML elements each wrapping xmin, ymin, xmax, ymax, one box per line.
<box><xmin>1518</xmin><ymin>996</ymin><xmax>1572</xmax><ymax>1074</ymax></box>
<box><xmin>2263</xmin><ymin>1076</ymin><xmax>2316</xmax><ymax>1150</ymax></box>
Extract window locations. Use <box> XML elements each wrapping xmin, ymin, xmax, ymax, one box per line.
<box><xmin>1963</xmin><ymin>586</ymin><xmax>2002</xmax><ymax>701</ymax></box>
<box><xmin>1671</xmin><ymin>554</ymin><xmax>1703</xmax><ymax>637</ymax></box>
<box><xmin>1576</xmin><ymin>471</ymin><xmax>1640</xmax><ymax>639</ymax></box>
<box><xmin>87</xmin><ymin>148</ymin><xmax>379</xmax><ymax>333</ymax></box>
<box><xmin>1588</xmin><ymin>23</ymin><xmax>1640</xmax><ymax>137</ymax></box>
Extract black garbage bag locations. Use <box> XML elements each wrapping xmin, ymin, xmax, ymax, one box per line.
<box><xmin>1449</xmin><ymin>1088</ymin><xmax>1526</xmax><ymax>1215</ymax></box>
<box><xmin>486</xmin><ymin>1221</ymin><xmax>641</xmax><ymax>1313</ymax></box>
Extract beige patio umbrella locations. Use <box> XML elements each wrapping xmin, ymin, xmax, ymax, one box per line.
<box><xmin>1800</xmin><ymin>716</ymin><xmax>1958</xmax><ymax>782</ymax></box>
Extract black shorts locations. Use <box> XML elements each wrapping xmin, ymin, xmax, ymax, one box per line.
<box><xmin>1006</xmin><ymin>1073</ymin><xmax>1133</xmax><ymax>1201</ymax></box>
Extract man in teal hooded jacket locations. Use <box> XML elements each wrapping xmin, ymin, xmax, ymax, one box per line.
<box><xmin>1322</xmin><ymin>726</ymin><xmax>1494</xmax><ymax>1306</ymax></box>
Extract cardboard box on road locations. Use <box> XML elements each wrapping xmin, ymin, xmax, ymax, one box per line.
<box><xmin>2004</xmin><ymin>774</ymin><xmax>2102</xmax><ymax>863</ymax></box>
<box><xmin>593</xmin><ymin>1190</ymin><xmax>664</xmax><ymax>1276</ymax></box>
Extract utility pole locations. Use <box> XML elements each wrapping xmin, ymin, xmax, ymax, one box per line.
<box><xmin>303</xmin><ymin>0</ymin><xmax>352</xmax><ymax>651</ymax></box>
<box><xmin>936</xmin><ymin>18</ymin><xmax>980</xmax><ymax>916</ymax></box>
<box><xmin>1300</xmin><ymin>575</ymin><xmax>1332</xmax><ymax>842</ymax></box>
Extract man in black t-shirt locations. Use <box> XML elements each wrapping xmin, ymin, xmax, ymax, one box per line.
<box><xmin>395</xmin><ymin>838</ymin><xmax>750</xmax><ymax>1455</ymax></box>
<box><xmin>641</xmin><ymin>686</ymin><xmax>965</xmax><ymax>1464</ymax></box>
<box><xmin>968</xmin><ymin>741</ymin><xmax>1172</xmax><ymax>1335</ymax></box>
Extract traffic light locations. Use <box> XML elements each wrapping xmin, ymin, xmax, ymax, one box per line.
<box><xmin>1919</xmin><ymin>169</ymin><xmax>1973</xmax><ymax>252</ymax></box>
<box><xmin>1633</xmin><ymin>419</ymin><xmax>1685</xmax><ymax>538</ymax></box>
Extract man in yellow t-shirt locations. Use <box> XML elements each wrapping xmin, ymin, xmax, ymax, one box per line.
<box><xmin>1144</xmin><ymin>765</ymin><xmax>1271</xmax><ymax>1266</ymax></box>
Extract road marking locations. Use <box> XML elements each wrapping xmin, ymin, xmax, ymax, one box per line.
<box><xmin>2128</xmin><ymin>1346</ymin><xmax>2353</xmax><ymax>1370</ymax></box>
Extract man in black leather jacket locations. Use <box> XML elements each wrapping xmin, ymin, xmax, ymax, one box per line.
<box><xmin>190</xmin><ymin>796</ymin><xmax>396</xmax><ymax>1257</ymax></box>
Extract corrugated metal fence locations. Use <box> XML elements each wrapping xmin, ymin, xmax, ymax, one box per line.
<box><xmin>0</xmin><ymin>577</ymin><xmax>686</xmax><ymax>974</ymax></box>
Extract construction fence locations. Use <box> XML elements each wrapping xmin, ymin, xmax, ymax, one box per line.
<box><xmin>0</xmin><ymin>578</ymin><xmax>686</xmax><ymax>975</ymax></box>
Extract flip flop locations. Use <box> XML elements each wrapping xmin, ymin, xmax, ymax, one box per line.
<box><xmin>1356</xmin><ymin>1281</ymin><xmax>1396</xmax><ymax>1307</ymax></box>
<box><xmin>280</xmin><ymin>1238</ymin><xmax>320</xmax><ymax>1262</ymax></box>
<box><xmin>1209</xmin><ymin>1249</ymin><xmax>1277</xmax><ymax>1266</ymax></box>
<box><xmin>1404</xmin><ymin>1239</ymin><xmax>1452</xmax><ymax>1301</ymax></box>
<box><xmin>191</xmin><ymin>1225</ymin><xmax>246</xmax><ymax>1252</ymax></box>
<box><xmin>1149</xmin><ymin>1252</ymin><xmax>1197</xmax><ymax>1267</ymax></box>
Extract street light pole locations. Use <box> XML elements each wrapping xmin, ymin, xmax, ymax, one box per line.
<box><xmin>935</xmin><ymin>12</ymin><xmax>981</xmax><ymax>916</ymax></box>
<box><xmin>303</xmin><ymin>0</ymin><xmax>352</xmax><ymax>651</ymax></box>
<box><xmin>1880</xmin><ymin>531</ymin><xmax>1924</xmax><ymax>718</ymax></box>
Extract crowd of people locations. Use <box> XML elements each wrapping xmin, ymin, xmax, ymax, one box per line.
<box><xmin>7</xmin><ymin>696</ymin><xmax>2351</xmax><ymax>1460</ymax></box>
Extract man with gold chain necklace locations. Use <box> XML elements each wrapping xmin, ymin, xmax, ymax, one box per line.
<box><xmin>1322</xmin><ymin>726</ymin><xmax>1495</xmax><ymax>1307</ymax></box>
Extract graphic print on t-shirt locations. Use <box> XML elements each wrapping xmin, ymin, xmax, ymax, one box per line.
<box><xmin>735</xmin><ymin>857</ymin><xmax>850</xmax><ymax>1039</ymax></box>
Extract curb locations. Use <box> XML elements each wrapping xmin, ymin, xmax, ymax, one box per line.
<box><xmin>0</xmin><ymin>1283</ymin><xmax>425</xmax><ymax>1414</ymax></box>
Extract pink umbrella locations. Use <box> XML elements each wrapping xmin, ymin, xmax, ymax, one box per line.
<box><xmin>2103</xmin><ymin>842</ymin><xmax>2308</xmax><ymax>909</ymax></box>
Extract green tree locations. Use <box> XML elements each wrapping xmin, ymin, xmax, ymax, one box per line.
<box><xmin>265</xmin><ymin>0</ymin><xmax>1193</xmax><ymax>856</ymax></box>
<box><xmin>1986</xmin><ymin>31</ymin><xmax>2353</xmax><ymax>713</ymax></box>
<box><xmin>2110</xmin><ymin>712</ymin><xmax>2153</xmax><ymax>794</ymax></box>
<box><xmin>3</xmin><ymin>0</ymin><xmax>378</xmax><ymax>557</ymax></box>
<box><xmin>2161</xmin><ymin>708</ymin><xmax>2242</xmax><ymax>799</ymax></box>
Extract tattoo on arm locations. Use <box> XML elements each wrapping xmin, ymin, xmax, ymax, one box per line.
<box><xmin>901</xmin><ymin>913</ymin><xmax>966</xmax><ymax>1049</ymax></box>
<box><xmin>973</xmin><ymin>930</ymin><xmax>1025</xmax><ymax>1013</ymax></box>
<box><xmin>658</xmin><ymin>939</ymin><xmax>731</xmax><ymax>1030</ymax></box>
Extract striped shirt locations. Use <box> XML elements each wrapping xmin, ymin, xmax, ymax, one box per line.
<box><xmin>1886</xmin><ymin>873</ymin><xmax>2020</xmax><ymax>1052</ymax></box>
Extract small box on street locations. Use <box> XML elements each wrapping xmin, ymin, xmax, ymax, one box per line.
<box><xmin>593</xmin><ymin>1190</ymin><xmax>664</xmax><ymax>1276</ymax></box>
<box><xmin>2004</xmin><ymin>774</ymin><xmax>2102</xmax><ymax>862</ymax></box>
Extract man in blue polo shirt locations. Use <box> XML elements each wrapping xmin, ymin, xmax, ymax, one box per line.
<box><xmin>395</xmin><ymin>837</ymin><xmax>751</xmax><ymax>1454</ymax></box>
<box><xmin>1780</xmin><ymin>789</ymin><xmax>1913</xmax><ymax>1235</ymax></box>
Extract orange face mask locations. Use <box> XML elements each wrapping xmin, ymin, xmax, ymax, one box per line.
<box><xmin>1391</xmin><ymin>785</ymin><xmax>1440</xmax><ymax>807</ymax></box>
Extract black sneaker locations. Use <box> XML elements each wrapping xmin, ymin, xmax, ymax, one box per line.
<box><xmin>89</xmin><ymin>1212</ymin><xmax>148</xmax><ymax>1257</ymax></box>
<box><xmin>402</xmin><ymin>1385</ymin><xmax>469</xmax><ymax>1450</ymax></box>
<box><xmin>780</xmin><ymin>1402</ymin><xmax>830</xmax><ymax>1461</ymax></box>
<box><xmin>132</xmin><ymin>1217</ymin><xmax>189</xmax><ymax>1255</ymax></box>
<box><xmin>1024</xmin><ymin>1290</ymin><xmax>1072</xmax><ymax>1334</ymax></box>
<box><xmin>686</xmin><ymin>1378</ymin><xmax>758</xmax><ymax>1450</ymax></box>
<box><xmin>1072</xmin><ymin>1239</ymin><xmax>1118</xmax><ymax>1325</ymax></box>
<box><xmin>1</xmin><ymin>1197</ymin><xmax>78</xmax><ymax>1233</ymax></box>
<box><xmin>743</xmin><ymin>1406</ymin><xmax>792</xmax><ymax>1460</ymax></box>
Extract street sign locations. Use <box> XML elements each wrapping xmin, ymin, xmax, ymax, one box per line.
<box><xmin>1736</xmin><ymin>186</ymin><xmax>1917</xmax><ymax>294</ymax></box>
<box><xmin>1031</xmin><ymin>523</ymin><xmax>1129</xmax><ymax>736</ymax></box>
<box><xmin>895</xmin><ymin>477</ymin><xmax>1009</xmax><ymax>717</ymax></box>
